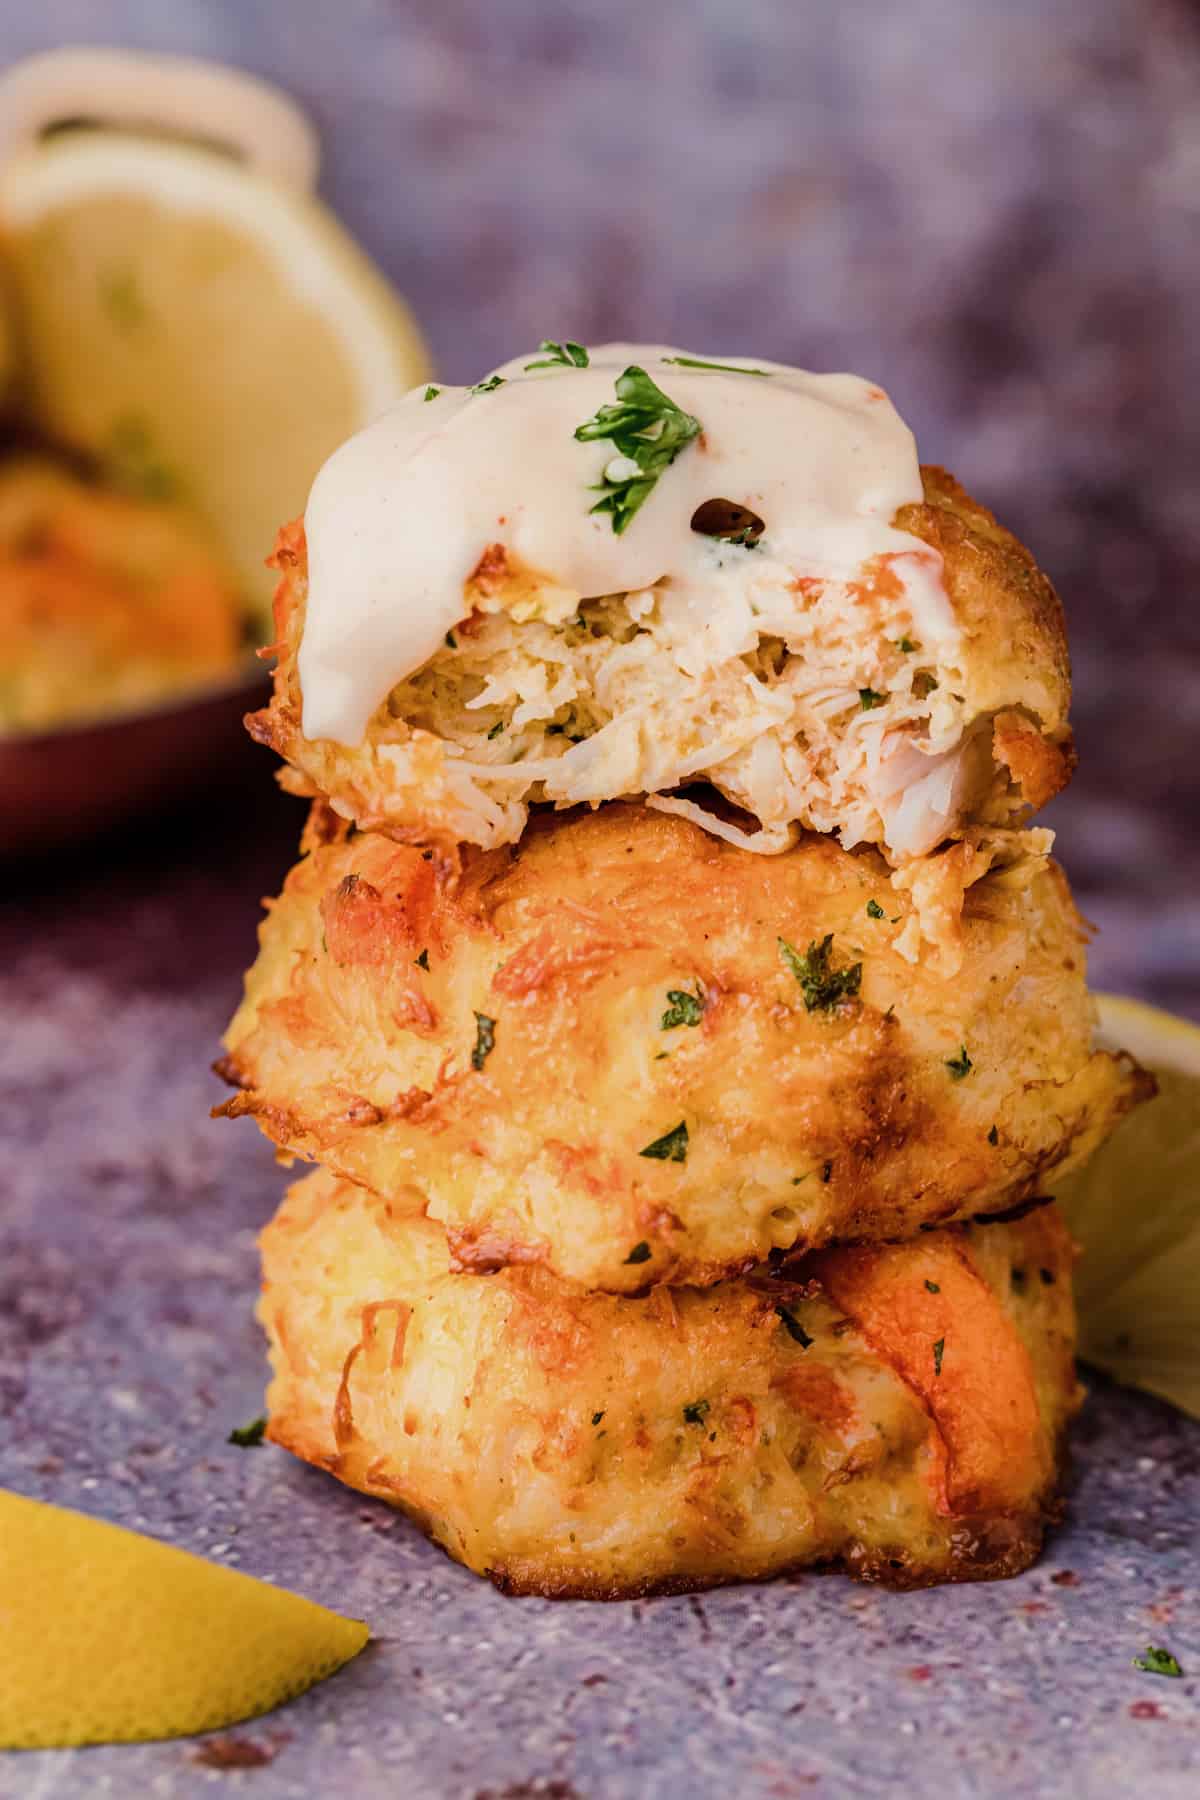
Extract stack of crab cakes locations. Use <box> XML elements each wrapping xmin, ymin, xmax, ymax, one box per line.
<box><xmin>217</xmin><ymin>345</ymin><xmax>1149</xmax><ymax>1596</ymax></box>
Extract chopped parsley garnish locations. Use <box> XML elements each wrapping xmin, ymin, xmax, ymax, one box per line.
<box><xmin>445</xmin><ymin>631</ymin><xmax>457</xmax><ymax>649</ymax></box>
<box><xmin>866</xmin><ymin>898</ymin><xmax>886</xmax><ymax>920</ymax></box>
<box><xmin>423</xmin><ymin>384</ymin><xmax>441</xmax><ymax>401</ymax></box>
<box><xmin>487</xmin><ymin>720</ymin><xmax>505</xmax><ymax>739</ymax></box>
<box><xmin>661</xmin><ymin>986</ymin><xmax>704</xmax><ymax>1030</ymax></box>
<box><xmin>471</xmin><ymin>1012</ymin><xmax>496</xmax><ymax>1070</ymax></box>
<box><xmin>624</xmin><ymin>1241</ymin><xmax>652</xmax><ymax>1265</ymax></box>
<box><xmin>792</xmin><ymin>1174</ymin><xmax>808</xmax><ymax>1186</ymax></box>
<box><xmin>105</xmin><ymin>414</ymin><xmax>177</xmax><ymax>502</ymax></box>
<box><xmin>469</xmin><ymin>373</ymin><xmax>505</xmax><ymax>395</ymax></box>
<box><xmin>925</xmin><ymin>1279</ymin><xmax>940</xmax><ymax>1294</ymax></box>
<box><xmin>932</xmin><ymin>1338</ymin><xmax>945</xmax><ymax>1377</ymax></box>
<box><xmin>821</xmin><ymin>1160</ymin><xmax>833</xmax><ymax>1183</ymax></box>
<box><xmin>592</xmin><ymin>1410</ymin><xmax>605</xmax><ymax>1426</ymax></box>
<box><xmin>100</xmin><ymin>269</ymin><xmax>144</xmax><ymax>331</ymax></box>
<box><xmin>778</xmin><ymin>934</ymin><xmax>863</xmax><ymax>1012</ymax></box>
<box><xmin>945</xmin><ymin>1045</ymin><xmax>973</xmax><ymax>1080</ymax></box>
<box><xmin>661</xmin><ymin>355</ymin><xmax>772</xmax><ymax>377</ymax></box>
<box><xmin>639</xmin><ymin>1121</ymin><xmax>689</xmax><ymax>1162</ymax></box>
<box><xmin>682</xmin><ymin>1398</ymin><xmax>711</xmax><ymax>1426</ymax></box>
<box><xmin>228</xmin><ymin>1416</ymin><xmax>266</xmax><ymax>1448</ymax></box>
<box><xmin>987</xmin><ymin>1124</ymin><xmax>999</xmax><ymax>1145</ymax></box>
<box><xmin>896</xmin><ymin>636</ymin><xmax>916</xmax><ymax>653</ymax></box>
<box><xmin>525</xmin><ymin>339</ymin><xmax>589</xmax><ymax>370</ymax></box>
<box><xmin>776</xmin><ymin>1305</ymin><xmax>813</xmax><ymax>1348</ymax></box>
<box><xmin>415</xmin><ymin>949</ymin><xmax>430</xmax><ymax>970</ymax></box>
<box><xmin>859</xmin><ymin>687</ymin><xmax>887</xmax><ymax>711</ymax></box>
<box><xmin>574</xmin><ymin>365</ymin><xmax>701</xmax><ymax>534</ymax></box>
<box><xmin>1133</xmin><ymin>1646</ymin><xmax>1183</xmax><ymax>1679</ymax></box>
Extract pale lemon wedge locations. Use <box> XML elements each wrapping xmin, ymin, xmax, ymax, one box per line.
<box><xmin>1058</xmin><ymin>994</ymin><xmax>1200</xmax><ymax>1419</ymax></box>
<box><xmin>0</xmin><ymin>130</ymin><xmax>429</xmax><ymax>626</ymax></box>
<box><xmin>0</xmin><ymin>1490</ymin><xmax>367</xmax><ymax>1749</ymax></box>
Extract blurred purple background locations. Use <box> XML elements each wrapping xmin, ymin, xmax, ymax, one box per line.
<box><xmin>3</xmin><ymin>0</ymin><xmax>1197</xmax><ymax>1009</ymax></box>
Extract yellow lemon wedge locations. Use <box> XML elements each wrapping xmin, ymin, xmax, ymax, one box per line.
<box><xmin>0</xmin><ymin>129</ymin><xmax>429</xmax><ymax>627</ymax></box>
<box><xmin>1058</xmin><ymin>994</ymin><xmax>1200</xmax><ymax>1420</ymax></box>
<box><xmin>0</xmin><ymin>1490</ymin><xmax>368</xmax><ymax>1749</ymax></box>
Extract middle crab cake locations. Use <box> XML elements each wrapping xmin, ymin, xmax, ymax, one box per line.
<box><xmin>220</xmin><ymin>800</ymin><xmax>1145</xmax><ymax>1295</ymax></box>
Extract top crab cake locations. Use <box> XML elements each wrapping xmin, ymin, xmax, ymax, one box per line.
<box><xmin>248</xmin><ymin>344</ymin><xmax>1072</xmax><ymax>946</ymax></box>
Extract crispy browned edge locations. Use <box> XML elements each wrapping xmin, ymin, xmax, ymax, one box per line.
<box><xmin>245</xmin><ymin>466</ymin><xmax>1076</xmax><ymax>824</ymax></box>
<box><xmin>262</xmin><ymin>1195</ymin><xmax>1082</xmax><ymax>1599</ymax></box>
<box><xmin>214</xmin><ymin>1044</ymin><xmax>1152</xmax><ymax>1292</ymax></box>
<box><xmin>265</xmin><ymin>1407</ymin><xmax>1073</xmax><ymax>1600</ymax></box>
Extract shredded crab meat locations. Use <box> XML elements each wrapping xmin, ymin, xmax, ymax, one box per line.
<box><xmin>384</xmin><ymin>548</ymin><xmax>1025</xmax><ymax>870</ymax></box>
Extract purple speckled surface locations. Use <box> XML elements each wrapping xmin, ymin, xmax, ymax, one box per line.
<box><xmin>1</xmin><ymin>1</ymin><xmax>1199</xmax><ymax>1793</ymax></box>
<box><xmin>0</xmin><ymin>787</ymin><xmax>1197</xmax><ymax>1799</ymax></box>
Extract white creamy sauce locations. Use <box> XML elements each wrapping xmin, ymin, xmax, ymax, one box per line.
<box><xmin>299</xmin><ymin>343</ymin><xmax>955</xmax><ymax>744</ymax></box>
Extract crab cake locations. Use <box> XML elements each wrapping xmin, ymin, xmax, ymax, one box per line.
<box><xmin>259</xmin><ymin>1169</ymin><xmax>1079</xmax><ymax>1597</ymax></box>
<box><xmin>218</xmin><ymin>801</ymin><xmax>1147</xmax><ymax>1296</ymax></box>
<box><xmin>248</xmin><ymin>347</ymin><xmax>1072</xmax><ymax>950</ymax></box>
<box><xmin>0</xmin><ymin>455</ymin><xmax>243</xmax><ymax>733</ymax></box>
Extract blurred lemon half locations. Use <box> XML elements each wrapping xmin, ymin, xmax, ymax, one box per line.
<box><xmin>1059</xmin><ymin>994</ymin><xmax>1200</xmax><ymax>1420</ymax></box>
<box><xmin>0</xmin><ymin>1489</ymin><xmax>368</xmax><ymax>1749</ymax></box>
<box><xmin>0</xmin><ymin>127</ymin><xmax>429</xmax><ymax>625</ymax></box>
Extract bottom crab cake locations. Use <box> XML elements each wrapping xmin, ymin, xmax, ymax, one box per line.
<box><xmin>258</xmin><ymin>1170</ymin><xmax>1080</xmax><ymax>1598</ymax></box>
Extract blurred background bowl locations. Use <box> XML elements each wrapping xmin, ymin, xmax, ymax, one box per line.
<box><xmin>0</xmin><ymin>660</ymin><xmax>266</xmax><ymax>856</ymax></box>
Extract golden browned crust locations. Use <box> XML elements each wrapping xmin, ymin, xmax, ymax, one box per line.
<box><xmin>259</xmin><ymin>1171</ymin><xmax>1080</xmax><ymax>1598</ymax></box>
<box><xmin>219</xmin><ymin>800</ymin><xmax>1146</xmax><ymax>1293</ymax></box>
<box><xmin>246</xmin><ymin>463</ymin><xmax>1073</xmax><ymax>860</ymax></box>
<box><xmin>901</xmin><ymin>466</ymin><xmax>1072</xmax><ymax>753</ymax></box>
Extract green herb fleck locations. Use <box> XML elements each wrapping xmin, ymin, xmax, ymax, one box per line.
<box><xmin>471</xmin><ymin>1012</ymin><xmax>496</xmax><ymax>1070</ymax></box>
<box><xmin>896</xmin><ymin>636</ymin><xmax>917</xmax><ymax>653</ymax></box>
<box><xmin>661</xmin><ymin>355</ymin><xmax>772</xmax><ymax>377</ymax></box>
<box><xmin>987</xmin><ymin>1124</ymin><xmax>999</xmax><ymax>1145</ymax></box>
<box><xmin>99</xmin><ymin>268</ymin><xmax>144</xmax><ymax>332</ymax></box>
<box><xmin>683</xmin><ymin>1398</ymin><xmax>711</xmax><ymax>1426</ymax></box>
<box><xmin>859</xmin><ymin>687</ymin><xmax>887</xmax><ymax>711</ymax></box>
<box><xmin>525</xmin><ymin>339</ymin><xmax>589</xmax><ymax>371</ymax></box>
<box><xmin>821</xmin><ymin>1160</ymin><xmax>833</xmax><ymax>1183</ymax></box>
<box><xmin>423</xmin><ymin>384</ymin><xmax>441</xmax><ymax>402</ymax></box>
<box><xmin>932</xmin><ymin>1338</ymin><xmax>945</xmax><ymax>1377</ymax></box>
<box><xmin>104</xmin><ymin>415</ymin><xmax>177</xmax><ymax>501</ymax></box>
<box><xmin>1133</xmin><ymin>1646</ymin><xmax>1183</xmax><ymax>1679</ymax></box>
<box><xmin>945</xmin><ymin>1045</ymin><xmax>973</xmax><ymax>1081</ymax></box>
<box><xmin>925</xmin><ymin>1279</ymin><xmax>940</xmax><ymax>1294</ymax></box>
<box><xmin>639</xmin><ymin>1121</ymin><xmax>689</xmax><ymax>1163</ymax></box>
<box><xmin>661</xmin><ymin>986</ymin><xmax>704</xmax><ymax>1030</ymax></box>
<box><xmin>776</xmin><ymin>1305</ymin><xmax>813</xmax><ymax>1348</ymax></box>
<box><xmin>866</xmin><ymin>898</ymin><xmax>886</xmax><ymax>920</ymax></box>
<box><xmin>592</xmin><ymin>1409</ymin><xmax>605</xmax><ymax>1426</ymax></box>
<box><xmin>470</xmin><ymin>374</ymin><xmax>505</xmax><ymax>395</ymax></box>
<box><xmin>792</xmin><ymin>1174</ymin><xmax>807</xmax><ymax>1186</ymax></box>
<box><xmin>487</xmin><ymin>720</ymin><xmax>505</xmax><ymax>740</ymax></box>
<box><xmin>574</xmin><ymin>365</ymin><xmax>701</xmax><ymax>534</ymax></box>
<box><xmin>416</xmin><ymin>949</ymin><xmax>430</xmax><ymax>970</ymax></box>
<box><xmin>778</xmin><ymin>934</ymin><xmax>863</xmax><ymax>1013</ymax></box>
<box><xmin>228</xmin><ymin>1416</ymin><xmax>266</xmax><ymax>1448</ymax></box>
<box><xmin>624</xmin><ymin>1241</ymin><xmax>652</xmax><ymax>1265</ymax></box>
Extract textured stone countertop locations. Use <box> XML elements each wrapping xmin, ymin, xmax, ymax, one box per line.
<box><xmin>0</xmin><ymin>782</ymin><xmax>1197</xmax><ymax>1800</ymax></box>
